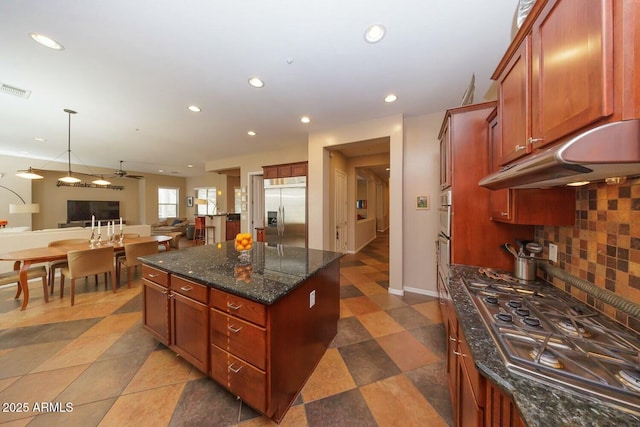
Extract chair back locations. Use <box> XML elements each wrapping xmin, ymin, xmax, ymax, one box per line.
<box><xmin>49</xmin><ymin>238</ymin><xmax>88</xmax><ymax>247</ymax></box>
<box><xmin>123</xmin><ymin>240</ymin><xmax>159</xmax><ymax>267</ymax></box>
<box><xmin>194</xmin><ymin>216</ymin><xmax>205</xmax><ymax>230</ymax></box>
<box><xmin>66</xmin><ymin>246</ymin><xmax>114</xmax><ymax>279</ymax></box>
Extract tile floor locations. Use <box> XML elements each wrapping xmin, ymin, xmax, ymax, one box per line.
<box><xmin>0</xmin><ymin>232</ymin><xmax>453</xmax><ymax>426</ymax></box>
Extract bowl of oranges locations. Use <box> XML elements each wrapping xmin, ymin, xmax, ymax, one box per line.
<box><xmin>235</xmin><ymin>232</ymin><xmax>253</xmax><ymax>262</ymax></box>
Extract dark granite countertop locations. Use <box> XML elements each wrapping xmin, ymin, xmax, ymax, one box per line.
<box><xmin>449</xmin><ymin>264</ymin><xmax>640</xmax><ymax>427</ymax></box>
<box><xmin>139</xmin><ymin>241</ymin><xmax>342</xmax><ymax>305</ymax></box>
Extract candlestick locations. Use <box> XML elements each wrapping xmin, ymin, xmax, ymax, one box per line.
<box><xmin>120</xmin><ymin>217</ymin><xmax>123</xmax><ymax>231</ymax></box>
<box><xmin>98</xmin><ymin>220</ymin><xmax>101</xmax><ymax>235</ymax></box>
<box><xmin>91</xmin><ymin>215</ymin><xmax>95</xmax><ymax>230</ymax></box>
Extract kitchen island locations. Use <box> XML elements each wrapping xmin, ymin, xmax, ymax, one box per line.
<box><xmin>447</xmin><ymin>265</ymin><xmax>640</xmax><ymax>427</ymax></box>
<box><xmin>138</xmin><ymin>241</ymin><xmax>342</xmax><ymax>422</ymax></box>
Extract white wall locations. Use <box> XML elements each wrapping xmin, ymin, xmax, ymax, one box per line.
<box><xmin>0</xmin><ymin>156</ymin><xmax>38</xmax><ymax>229</ymax></box>
<box><xmin>308</xmin><ymin>114</ymin><xmax>404</xmax><ymax>295</ymax></box>
<box><xmin>402</xmin><ymin>112</ymin><xmax>444</xmax><ymax>296</ymax></box>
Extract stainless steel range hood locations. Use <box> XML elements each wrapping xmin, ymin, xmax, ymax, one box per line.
<box><xmin>479</xmin><ymin>119</ymin><xmax>640</xmax><ymax>190</ymax></box>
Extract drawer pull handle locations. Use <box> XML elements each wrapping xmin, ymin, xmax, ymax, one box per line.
<box><xmin>180</xmin><ymin>286</ymin><xmax>193</xmax><ymax>292</ymax></box>
<box><xmin>228</xmin><ymin>325</ymin><xmax>243</xmax><ymax>333</ymax></box>
<box><xmin>449</xmin><ymin>336</ymin><xmax>459</xmax><ymax>342</ymax></box>
<box><xmin>148</xmin><ymin>273</ymin><xmax>158</xmax><ymax>278</ymax></box>
<box><xmin>228</xmin><ymin>363</ymin><xmax>243</xmax><ymax>373</ymax></box>
<box><xmin>514</xmin><ymin>144</ymin><xmax>526</xmax><ymax>152</ymax></box>
<box><xmin>453</xmin><ymin>350</ymin><xmax>467</xmax><ymax>358</ymax></box>
<box><xmin>227</xmin><ymin>302</ymin><xmax>242</xmax><ymax>310</ymax></box>
<box><xmin>528</xmin><ymin>137</ymin><xmax>543</xmax><ymax>144</ymax></box>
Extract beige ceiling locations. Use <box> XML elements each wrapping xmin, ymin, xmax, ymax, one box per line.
<box><xmin>0</xmin><ymin>0</ymin><xmax>518</xmax><ymax>177</ymax></box>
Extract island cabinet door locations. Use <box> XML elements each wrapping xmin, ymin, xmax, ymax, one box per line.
<box><xmin>210</xmin><ymin>344</ymin><xmax>266</xmax><ymax>412</ymax></box>
<box><xmin>170</xmin><ymin>292</ymin><xmax>209</xmax><ymax>373</ymax></box>
<box><xmin>142</xmin><ymin>279</ymin><xmax>169</xmax><ymax>345</ymax></box>
<box><xmin>210</xmin><ymin>308</ymin><xmax>267</xmax><ymax>371</ymax></box>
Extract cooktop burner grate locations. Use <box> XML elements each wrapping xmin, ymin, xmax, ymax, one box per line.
<box><xmin>464</xmin><ymin>277</ymin><xmax>640</xmax><ymax>414</ymax></box>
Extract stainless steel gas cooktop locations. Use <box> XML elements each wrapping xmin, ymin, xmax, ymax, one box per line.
<box><xmin>464</xmin><ymin>277</ymin><xmax>640</xmax><ymax>413</ymax></box>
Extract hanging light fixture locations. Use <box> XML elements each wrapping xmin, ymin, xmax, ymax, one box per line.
<box><xmin>92</xmin><ymin>175</ymin><xmax>111</xmax><ymax>186</ymax></box>
<box><xmin>16</xmin><ymin>167</ymin><xmax>44</xmax><ymax>179</ymax></box>
<box><xmin>58</xmin><ymin>109</ymin><xmax>82</xmax><ymax>184</ymax></box>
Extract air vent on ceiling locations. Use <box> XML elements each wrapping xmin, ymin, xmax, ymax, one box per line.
<box><xmin>0</xmin><ymin>82</ymin><xmax>32</xmax><ymax>99</ymax></box>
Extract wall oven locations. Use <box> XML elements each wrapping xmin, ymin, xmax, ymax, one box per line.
<box><xmin>438</xmin><ymin>190</ymin><xmax>452</xmax><ymax>271</ymax></box>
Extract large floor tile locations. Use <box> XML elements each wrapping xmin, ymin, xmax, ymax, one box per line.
<box><xmin>376</xmin><ymin>331</ymin><xmax>440</xmax><ymax>371</ymax></box>
<box><xmin>357</xmin><ymin>310</ymin><xmax>405</xmax><ymax>338</ymax></box>
<box><xmin>99</xmin><ymin>382</ymin><xmax>185</xmax><ymax>427</ymax></box>
<box><xmin>360</xmin><ymin>374</ymin><xmax>448</xmax><ymax>427</ymax></box>
<box><xmin>300</xmin><ymin>348</ymin><xmax>356</xmax><ymax>403</ymax></box>
<box><xmin>338</xmin><ymin>339</ymin><xmax>401</xmax><ymax>387</ymax></box>
<box><xmin>304</xmin><ymin>389</ymin><xmax>377</xmax><ymax>427</ymax></box>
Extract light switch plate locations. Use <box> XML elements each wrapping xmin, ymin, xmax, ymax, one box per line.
<box><xmin>549</xmin><ymin>243</ymin><xmax>558</xmax><ymax>263</ymax></box>
<box><xmin>309</xmin><ymin>290</ymin><xmax>316</xmax><ymax>308</ymax></box>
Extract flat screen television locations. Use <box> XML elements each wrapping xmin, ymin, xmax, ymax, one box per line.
<box><xmin>67</xmin><ymin>200</ymin><xmax>120</xmax><ymax>222</ymax></box>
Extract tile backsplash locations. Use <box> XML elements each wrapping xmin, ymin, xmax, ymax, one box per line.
<box><xmin>536</xmin><ymin>179</ymin><xmax>640</xmax><ymax>334</ymax></box>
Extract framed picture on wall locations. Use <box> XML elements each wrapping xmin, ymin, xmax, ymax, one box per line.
<box><xmin>187</xmin><ymin>196</ymin><xmax>194</xmax><ymax>207</ymax></box>
<box><xmin>416</xmin><ymin>196</ymin><xmax>430</xmax><ymax>210</ymax></box>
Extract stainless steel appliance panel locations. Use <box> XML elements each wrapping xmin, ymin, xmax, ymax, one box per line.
<box><xmin>264</xmin><ymin>176</ymin><xmax>307</xmax><ymax>248</ymax></box>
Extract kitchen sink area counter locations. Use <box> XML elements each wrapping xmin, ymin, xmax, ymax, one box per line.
<box><xmin>447</xmin><ymin>264</ymin><xmax>640</xmax><ymax>427</ymax></box>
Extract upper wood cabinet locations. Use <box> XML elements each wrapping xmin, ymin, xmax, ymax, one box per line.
<box><xmin>440</xmin><ymin>117</ymin><xmax>452</xmax><ymax>190</ymax></box>
<box><xmin>263</xmin><ymin>161</ymin><xmax>307</xmax><ymax>179</ymax></box>
<box><xmin>530</xmin><ymin>0</ymin><xmax>613</xmax><ymax>149</ymax></box>
<box><xmin>497</xmin><ymin>37</ymin><xmax>530</xmax><ymax>165</ymax></box>
<box><xmin>492</xmin><ymin>0</ymin><xmax>639</xmax><ymax>165</ymax></box>
<box><xmin>487</xmin><ymin>107</ymin><xmax>576</xmax><ymax>226</ymax></box>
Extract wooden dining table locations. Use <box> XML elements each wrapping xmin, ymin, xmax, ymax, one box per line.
<box><xmin>0</xmin><ymin>235</ymin><xmax>173</xmax><ymax>311</ymax></box>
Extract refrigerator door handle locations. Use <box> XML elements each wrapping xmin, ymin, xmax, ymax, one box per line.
<box><xmin>281</xmin><ymin>205</ymin><xmax>285</xmax><ymax>234</ymax></box>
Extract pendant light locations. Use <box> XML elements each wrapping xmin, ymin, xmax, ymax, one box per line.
<box><xmin>58</xmin><ymin>109</ymin><xmax>82</xmax><ymax>184</ymax></box>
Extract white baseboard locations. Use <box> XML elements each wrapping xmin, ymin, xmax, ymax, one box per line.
<box><xmin>403</xmin><ymin>286</ymin><xmax>438</xmax><ymax>298</ymax></box>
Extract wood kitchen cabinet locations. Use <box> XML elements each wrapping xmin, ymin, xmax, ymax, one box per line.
<box><xmin>263</xmin><ymin>161</ymin><xmax>307</xmax><ymax>179</ymax></box>
<box><xmin>446</xmin><ymin>298</ymin><xmax>524</xmax><ymax>427</ymax></box>
<box><xmin>225</xmin><ymin>220</ymin><xmax>240</xmax><ymax>241</ymax></box>
<box><xmin>142</xmin><ymin>266</ymin><xmax>209</xmax><ymax>373</ymax></box>
<box><xmin>142</xmin><ymin>265</ymin><xmax>169</xmax><ymax>343</ymax></box>
<box><xmin>440</xmin><ymin>117</ymin><xmax>452</xmax><ymax>189</ymax></box>
<box><xmin>495</xmin><ymin>36</ymin><xmax>530</xmax><ymax>165</ymax></box>
<box><xmin>487</xmin><ymin>108</ymin><xmax>575</xmax><ymax>226</ymax></box>
<box><xmin>170</xmin><ymin>276</ymin><xmax>209</xmax><ymax>373</ymax></box>
<box><xmin>493</xmin><ymin>0</ymin><xmax>638</xmax><ymax>164</ymax></box>
<box><xmin>439</xmin><ymin>102</ymin><xmax>533</xmax><ymax>271</ymax></box>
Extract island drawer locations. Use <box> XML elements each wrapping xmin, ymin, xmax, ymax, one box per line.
<box><xmin>141</xmin><ymin>265</ymin><xmax>168</xmax><ymax>287</ymax></box>
<box><xmin>210</xmin><ymin>308</ymin><xmax>266</xmax><ymax>370</ymax></box>
<box><xmin>210</xmin><ymin>344</ymin><xmax>266</xmax><ymax>412</ymax></box>
<box><xmin>210</xmin><ymin>287</ymin><xmax>266</xmax><ymax>327</ymax></box>
<box><xmin>171</xmin><ymin>276</ymin><xmax>208</xmax><ymax>304</ymax></box>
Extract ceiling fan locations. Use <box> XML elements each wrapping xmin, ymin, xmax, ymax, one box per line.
<box><xmin>111</xmin><ymin>160</ymin><xmax>144</xmax><ymax>179</ymax></box>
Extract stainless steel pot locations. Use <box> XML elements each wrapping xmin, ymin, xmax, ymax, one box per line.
<box><xmin>514</xmin><ymin>256</ymin><xmax>536</xmax><ymax>282</ymax></box>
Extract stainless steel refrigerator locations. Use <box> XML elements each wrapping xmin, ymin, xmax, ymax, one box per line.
<box><xmin>264</xmin><ymin>176</ymin><xmax>307</xmax><ymax>248</ymax></box>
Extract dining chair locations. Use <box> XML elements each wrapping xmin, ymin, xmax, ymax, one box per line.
<box><xmin>59</xmin><ymin>246</ymin><xmax>116</xmax><ymax>306</ymax></box>
<box><xmin>193</xmin><ymin>216</ymin><xmax>206</xmax><ymax>245</ymax></box>
<box><xmin>115</xmin><ymin>233</ymin><xmax>141</xmax><ymax>262</ymax></box>
<box><xmin>116</xmin><ymin>240</ymin><xmax>159</xmax><ymax>288</ymax></box>
<box><xmin>0</xmin><ymin>265</ymin><xmax>49</xmax><ymax>303</ymax></box>
<box><xmin>47</xmin><ymin>238</ymin><xmax>90</xmax><ymax>295</ymax></box>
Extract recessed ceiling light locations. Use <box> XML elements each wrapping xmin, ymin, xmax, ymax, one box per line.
<box><xmin>248</xmin><ymin>77</ymin><xmax>265</xmax><ymax>88</ymax></box>
<box><xmin>188</xmin><ymin>105</ymin><xmax>201</xmax><ymax>112</ymax></box>
<box><xmin>384</xmin><ymin>94</ymin><xmax>398</xmax><ymax>103</ymax></box>
<box><xmin>300</xmin><ymin>116</ymin><xmax>311</xmax><ymax>124</ymax></box>
<box><xmin>248</xmin><ymin>131</ymin><xmax>256</xmax><ymax>136</ymax></box>
<box><xmin>28</xmin><ymin>32</ymin><xmax>64</xmax><ymax>50</ymax></box>
<box><xmin>385</xmin><ymin>168</ymin><xmax>390</xmax><ymax>171</ymax></box>
<box><xmin>364</xmin><ymin>24</ymin><xmax>386</xmax><ymax>43</ymax></box>
<box><xmin>158</xmin><ymin>169</ymin><xmax>164</xmax><ymax>173</ymax></box>
<box><xmin>34</xmin><ymin>137</ymin><xmax>46</xmax><ymax>142</ymax></box>
<box><xmin>188</xmin><ymin>164</ymin><xmax>193</xmax><ymax>168</ymax></box>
